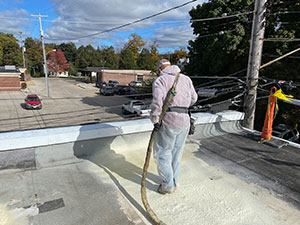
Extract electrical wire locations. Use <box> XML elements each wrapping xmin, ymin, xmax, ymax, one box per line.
<box><xmin>262</xmin><ymin>38</ymin><xmax>300</xmax><ymax>42</ymax></box>
<box><xmin>44</xmin><ymin>0</ymin><xmax>197</xmax><ymax>41</ymax></box>
<box><xmin>190</xmin><ymin>11</ymin><xmax>253</xmax><ymax>23</ymax></box>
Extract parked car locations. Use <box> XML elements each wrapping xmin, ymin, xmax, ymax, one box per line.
<box><xmin>96</xmin><ymin>81</ymin><xmax>107</xmax><ymax>88</ymax></box>
<box><xmin>115</xmin><ymin>85</ymin><xmax>130</xmax><ymax>95</ymax></box>
<box><xmin>100</xmin><ymin>86</ymin><xmax>114</xmax><ymax>96</ymax></box>
<box><xmin>108</xmin><ymin>80</ymin><xmax>120</xmax><ymax>88</ymax></box>
<box><xmin>272</xmin><ymin>124</ymin><xmax>299</xmax><ymax>142</ymax></box>
<box><xmin>24</xmin><ymin>94</ymin><xmax>42</xmax><ymax>109</ymax></box>
<box><xmin>121</xmin><ymin>100</ymin><xmax>150</xmax><ymax>117</ymax></box>
<box><xmin>126</xmin><ymin>87</ymin><xmax>145</xmax><ymax>100</ymax></box>
<box><xmin>128</xmin><ymin>81</ymin><xmax>142</xmax><ymax>87</ymax></box>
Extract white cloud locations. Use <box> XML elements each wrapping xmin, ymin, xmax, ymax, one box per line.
<box><xmin>0</xmin><ymin>9</ymin><xmax>29</xmax><ymax>36</ymax></box>
<box><xmin>147</xmin><ymin>23</ymin><xmax>196</xmax><ymax>49</ymax></box>
<box><xmin>44</xmin><ymin>0</ymin><xmax>201</xmax><ymax>50</ymax></box>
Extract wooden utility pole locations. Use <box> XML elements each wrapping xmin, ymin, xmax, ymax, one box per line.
<box><xmin>31</xmin><ymin>13</ymin><xmax>50</xmax><ymax>97</ymax></box>
<box><xmin>243</xmin><ymin>0</ymin><xmax>267</xmax><ymax>129</ymax></box>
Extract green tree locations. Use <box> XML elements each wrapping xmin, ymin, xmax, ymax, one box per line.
<box><xmin>75</xmin><ymin>45</ymin><xmax>99</xmax><ymax>68</ymax></box>
<box><xmin>187</xmin><ymin>0</ymin><xmax>253</xmax><ymax>77</ymax></box>
<box><xmin>57</xmin><ymin>42</ymin><xmax>77</xmax><ymax>63</ymax></box>
<box><xmin>119</xmin><ymin>47</ymin><xmax>136</xmax><ymax>69</ymax></box>
<box><xmin>0</xmin><ymin>33</ymin><xmax>22</xmax><ymax>66</ymax></box>
<box><xmin>137</xmin><ymin>48</ymin><xmax>153</xmax><ymax>70</ymax></box>
<box><xmin>187</xmin><ymin>0</ymin><xmax>300</xmax><ymax>130</ymax></box>
<box><xmin>102</xmin><ymin>46</ymin><xmax>118</xmax><ymax>68</ymax></box>
<box><xmin>24</xmin><ymin>37</ymin><xmax>44</xmax><ymax>76</ymax></box>
<box><xmin>0</xmin><ymin>42</ymin><xmax>3</xmax><ymax>65</ymax></box>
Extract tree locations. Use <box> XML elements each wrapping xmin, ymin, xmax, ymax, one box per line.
<box><xmin>24</xmin><ymin>37</ymin><xmax>44</xmax><ymax>76</ymax></box>
<box><xmin>137</xmin><ymin>48</ymin><xmax>153</xmax><ymax>70</ymax></box>
<box><xmin>102</xmin><ymin>46</ymin><xmax>118</xmax><ymax>68</ymax></box>
<box><xmin>170</xmin><ymin>48</ymin><xmax>189</xmax><ymax>65</ymax></box>
<box><xmin>187</xmin><ymin>0</ymin><xmax>300</xmax><ymax>130</ymax></box>
<box><xmin>150</xmin><ymin>41</ymin><xmax>160</xmax><ymax>71</ymax></box>
<box><xmin>119</xmin><ymin>47</ymin><xmax>136</xmax><ymax>69</ymax></box>
<box><xmin>75</xmin><ymin>45</ymin><xmax>95</xmax><ymax>68</ymax></box>
<box><xmin>0</xmin><ymin>33</ymin><xmax>22</xmax><ymax>66</ymax></box>
<box><xmin>57</xmin><ymin>42</ymin><xmax>77</xmax><ymax>63</ymax></box>
<box><xmin>125</xmin><ymin>33</ymin><xmax>146</xmax><ymax>61</ymax></box>
<box><xmin>187</xmin><ymin>0</ymin><xmax>253</xmax><ymax>77</ymax></box>
<box><xmin>0</xmin><ymin>43</ymin><xmax>3</xmax><ymax>65</ymax></box>
<box><xmin>47</xmin><ymin>49</ymin><xmax>68</xmax><ymax>74</ymax></box>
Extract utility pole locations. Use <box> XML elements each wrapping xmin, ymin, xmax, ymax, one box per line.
<box><xmin>31</xmin><ymin>13</ymin><xmax>50</xmax><ymax>97</ymax></box>
<box><xmin>19</xmin><ymin>32</ymin><xmax>25</xmax><ymax>67</ymax></box>
<box><xmin>243</xmin><ymin>0</ymin><xmax>267</xmax><ymax>129</ymax></box>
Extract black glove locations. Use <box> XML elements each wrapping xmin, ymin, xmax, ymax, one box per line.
<box><xmin>154</xmin><ymin>122</ymin><xmax>162</xmax><ymax>131</ymax></box>
<box><xmin>189</xmin><ymin>118</ymin><xmax>195</xmax><ymax>135</ymax></box>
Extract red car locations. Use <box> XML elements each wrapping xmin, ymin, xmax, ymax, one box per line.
<box><xmin>25</xmin><ymin>94</ymin><xmax>42</xmax><ymax>109</ymax></box>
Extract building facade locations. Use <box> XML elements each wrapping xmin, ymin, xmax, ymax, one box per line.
<box><xmin>97</xmin><ymin>69</ymin><xmax>153</xmax><ymax>85</ymax></box>
<box><xmin>0</xmin><ymin>66</ymin><xmax>21</xmax><ymax>91</ymax></box>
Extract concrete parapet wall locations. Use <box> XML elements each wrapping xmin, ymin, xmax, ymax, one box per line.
<box><xmin>0</xmin><ymin>111</ymin><xmax>244</xmax><ymax>170</ymax></box>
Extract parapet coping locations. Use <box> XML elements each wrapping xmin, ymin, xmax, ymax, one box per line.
<box><xmin>0</xmin><ymin>110</ymin><xmax>244</xmax><ymax>151</ymax></box>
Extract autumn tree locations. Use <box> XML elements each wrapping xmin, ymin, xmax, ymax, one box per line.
<box><xmin>170</xmin><ymin>48</ymin><xmax>188</xmax><ymax>65</ymax></box>
<box><xmin>47</xmin><ymin>49</ymin><xmax>68</xmax><ymax>74</ymax></box>
<box><xmin>125</xmin><ymin>33</ymin><xmax>146</xmax><ymax>61</ymax></box>
<box><xmin>150</xmin><ymin>41</ymin><xmax>160</xmax><ymax>71</ymax></box>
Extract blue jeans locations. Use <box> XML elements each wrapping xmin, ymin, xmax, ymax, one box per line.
<box><xmin>153</xmin><ymin>125</ymin><xmax>189</xmax><ymax>192</ymax></box>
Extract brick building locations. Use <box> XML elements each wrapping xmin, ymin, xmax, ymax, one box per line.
<box><xmin>0</xmin><ymin>66</ymin><xmax>21</xmax><ymax>91</ymax></box>
<box><xmin>96</xmin><ymin>69</ymin><xmax>153</xmax><ymax>85</ymax></box>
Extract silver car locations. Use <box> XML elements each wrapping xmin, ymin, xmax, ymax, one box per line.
<box><xmin>100</xmin><ymin>86</ymin><xmax>114</xmax><ymax>96</ymax></box>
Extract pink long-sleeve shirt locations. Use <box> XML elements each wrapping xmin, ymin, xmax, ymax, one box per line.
<box><xmin>150</xmin><ymin>65</ymin><xmax>198</xmax><ymax>129</ymax></box>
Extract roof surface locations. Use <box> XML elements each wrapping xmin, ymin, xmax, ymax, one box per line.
<box><xmin>1</xmin><ymin>125</ymin><xmax>300</xmax><ymax>225</ymax></box>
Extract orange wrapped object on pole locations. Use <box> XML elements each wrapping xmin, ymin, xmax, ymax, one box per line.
<box><xmin>261</xmin><ymin>86</ymin><xmax>277</xmax><ymax>141</ymax></box>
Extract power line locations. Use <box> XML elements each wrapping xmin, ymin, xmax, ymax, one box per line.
<box><xmin>190</xmin><ymin>11</ymin><xmax>253</xmax><ymax>23</ymax></box>
<box><xmin>270</xmin><ymin>11</ymin><xmax>300</xmax><ymax>16</ymax></box>
<box><xmin>0</xmin><ymin>15</ymin><xmax>192</xmax><ymax>25</ymax></box>
<box><xmin>261</xmin><ymin>38</ymin><xmax>300</xmax><ymax>42</ymax></box>
<box><xmin>45</xmin><ymin>0</ymin><xmax>197</xmax><ymax>41</ymax></box>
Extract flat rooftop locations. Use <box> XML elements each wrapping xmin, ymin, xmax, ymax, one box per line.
<box><xmin>1</xmin><ymin>112</ymin><xmax>300</xmax><ymax>225</ymax></box>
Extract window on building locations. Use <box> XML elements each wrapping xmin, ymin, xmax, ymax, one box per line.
<box><xmin>137</xmin><ymin>75</ymin><xmax>143</xmax><ymax>82</ymax></box>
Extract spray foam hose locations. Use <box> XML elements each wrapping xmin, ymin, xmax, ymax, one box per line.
<box><xmin>141</xmin><ymin>72</ymin><xmax>180</xmax><ymax>225</ymax></box>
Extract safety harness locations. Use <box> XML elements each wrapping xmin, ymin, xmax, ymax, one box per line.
<box><xmin>167</xmin><ymin>106</ymin><xmax>189</xmax><ymax>114</ymax></box>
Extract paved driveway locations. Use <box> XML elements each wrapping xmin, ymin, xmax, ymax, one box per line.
<box><xmin>0</xmin><ymin>77</ymin><xmax>150</xmax><ymax>133</ymax></box>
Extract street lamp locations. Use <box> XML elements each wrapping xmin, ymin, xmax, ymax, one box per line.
<box><xmin>46</xmin><ymin>49</ymin><xmax>56</xmax><ymax>55</ymax></box>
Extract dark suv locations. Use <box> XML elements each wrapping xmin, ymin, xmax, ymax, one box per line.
<box><xmin>108</xmin><ymin>80</ymin><xmax>120</xmax><ymax>88</ymax></box>
<box><xmin>96</xmin><ymin>81</ymin><xmax>106</xmax><ymax>88</ymax></box>
<box><xmin>115</xmin><ymin>85</ymin><xmax>130</xmax><ymax>95</ymax></box>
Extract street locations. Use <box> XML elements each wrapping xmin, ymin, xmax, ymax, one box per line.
<box><xmin>0</xmin><ymin>77</ymin><xmax>150</xmax><ymax>133</ymax></box>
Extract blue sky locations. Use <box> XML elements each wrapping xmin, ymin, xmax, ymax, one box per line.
<box><xmin>0</xmin><ymin>0</ymin><xmax>204</xmax><ymax>53</ymax></box>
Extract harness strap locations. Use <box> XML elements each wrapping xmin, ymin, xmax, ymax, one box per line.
<box><xmin>167</xmin><ymin>106</ymin><xmax>189</xmax><ymax>114</ymax></box>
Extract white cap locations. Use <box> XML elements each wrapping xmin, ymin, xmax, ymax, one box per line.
<box><xmin>157</xmin><ymin>59</ymin><xmax>171</xmax><ymax>71</ymax></box>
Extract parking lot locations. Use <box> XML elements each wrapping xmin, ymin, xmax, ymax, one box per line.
<box><xmin>0</xmin><ymin>77</ymin><xmax>151</xmax><ymax>133</ymax></box>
